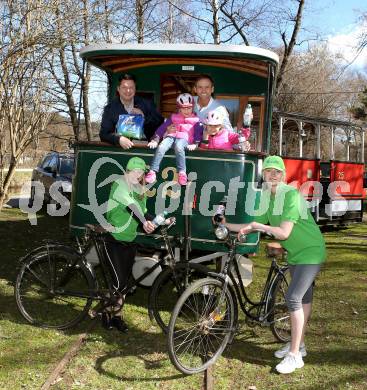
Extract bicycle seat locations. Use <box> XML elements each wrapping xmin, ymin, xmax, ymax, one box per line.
<box><xmin>265</xmin><ymin>242</ymin><xmax>285</xmax><ymax>259</ymax></box>
<box><xmin>85</xmin><ymin>224</ymin><xmax>108</xmax><ymax>234</ymax></box>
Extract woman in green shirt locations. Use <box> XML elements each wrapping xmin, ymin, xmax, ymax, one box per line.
<box><xmin>103</xmin><ymin>157</ymin><xmax>156</xmax><ymax>332</ymax></box>
<box><xmin>223</xmin><ymin>156</ymin><xmax>325</xmax><ymax>374</ymax></box>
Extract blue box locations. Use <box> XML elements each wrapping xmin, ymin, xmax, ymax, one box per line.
<box><xmin>116</xmin><ymin>114</ymin><xmax>145</xmax><ymax>140</ymax></box>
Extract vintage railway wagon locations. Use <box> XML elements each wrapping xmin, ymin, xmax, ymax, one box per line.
<box><xmin>273</xmin><ymin>111</ymin><xmax>365</xmax><ymax>225</ymax></box>
<box><xmin>70</xmin><ymin>44</ymin><xmax>279</xmax><ymax>257</ymax></box>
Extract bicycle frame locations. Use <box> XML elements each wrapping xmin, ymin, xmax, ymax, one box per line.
<box><xmin>86</xmin><ymin>221</ymin><xmax>217</xmax><ymax>315</ymax></box>
<box><xmin>21</xmin><ymin>230</ymin><xmax>167</xmax><ymax>310</ymax></box>
<box><xmin>15</xmin><ymin>218</ymin><xmax>243</xmax><ymax>332</ymax></box>
<box><xmin>82</xmin><ymin>225</ymin><xmax>178</xmax><ymax>313</ymax></box>
<box><xmin>207</xmin><ymin>233</ymin><xmax>288</xmax><ymax>326</ymax></box>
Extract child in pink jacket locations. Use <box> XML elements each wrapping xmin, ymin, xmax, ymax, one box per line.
<box><xmin>199</xmin><ymin>110</ymin><xmax>251</xmax><ymax>151</ymax></box>
<box><xmin>145</xmin><ymin>93</ymin><xmax>202</xmax><ymax>185</ymax></box>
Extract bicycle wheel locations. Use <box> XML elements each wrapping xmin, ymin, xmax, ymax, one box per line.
<box><xmin>148</xmin><ymin>262</ymin><xmax>209</xmax><ymax>333</ymax></box>
<box><xmin>269</xmin><ymin>268</ymin><xmax>291</xmax><ymax>342</ymax></box>
<box><xmin>15</xmin><ymin>246</ymin><xmax>95</xmax><ymax>330</ymax></box>
<box><xmin>167</xmin><ymin>278</ymin><xmax>237</xmax><ymax>375</ymax></box>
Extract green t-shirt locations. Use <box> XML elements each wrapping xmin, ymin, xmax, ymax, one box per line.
<box><xmin>106</xmin><ymin>178</ymin><xmax>147</xmax><ymax>242</ymax></box>
<box><xmin>254</xmin><ymin>183</ymin><xmax>326</xmax><ymax>265</ymax></box>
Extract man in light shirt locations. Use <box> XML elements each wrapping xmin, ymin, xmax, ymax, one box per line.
<box><xmin>193</xmin><ymin>74</ymin><xmax>233</xmax><ymax>132</ymax></box>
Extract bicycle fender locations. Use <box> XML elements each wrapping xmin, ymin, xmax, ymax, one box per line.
<box><xmin>206</xmin><ymin>271</ymin><xmax>226</xmax><ymax>282</ymax></box>
<box><xmin>18</xmin><ymin>243</ymin><xmax>81</xmax><ymax>264</ymax></box>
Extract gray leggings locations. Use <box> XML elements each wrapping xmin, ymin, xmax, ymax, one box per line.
<box><xmin>285</xmin><ymin>264</ymin><xmax>321</xmax><ymax>312</ymax></box>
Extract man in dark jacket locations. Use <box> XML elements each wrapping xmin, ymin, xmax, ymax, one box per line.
<box><xmin>100</xmin><ymin>74</ymin><xmax>164</xmax><ymax>149</ymax></box>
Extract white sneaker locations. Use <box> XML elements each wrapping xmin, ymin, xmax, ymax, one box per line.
<box><xmin>275</xmin><ymin>352</ymin><xmax>304</xmax><ymax>374</ymax></box>
<box><xmin>274</xmin><ymin>342</ymin><xmax>307</xmax><ymax>358</ymax></box>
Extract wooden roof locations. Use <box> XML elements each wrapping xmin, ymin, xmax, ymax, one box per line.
<box><xmin>80</xmin><ymin>43</ymin><xmax>279</xmax><ymax>78</ymax></box>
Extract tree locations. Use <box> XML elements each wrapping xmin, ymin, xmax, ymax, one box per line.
<box><xmin>273</xmin><ymin>0</ymin><xmax>305</xmax><ymax>90</ymax></box>
<box><xmin>46</xmin><ymin>0</ymin><xmax>96</xmax><ymax>141</ymax></box>
<box><xmin>167</xmin><ymin>0</ymin><xmax>239</xmax><ymax>44</ymax></box>
<box><xmin>167</xmin><ymin>0</ymin><xmax>305</xmax><ymax>91</ymax></box>
<box><xmin>274</xmin><ymin>45</ymin><xmax>362</xmax><ymax>118</ymax></box>
<box><xmin>0</xmin><ymin>0</ymin><xmax>53</xmax><ymax>210</ymax></box>
<box><xmin>357</xmin><ymin>11</ymin><xmax>367</xmax><ymax>54</ymax></box>
<box><xmin>125</xmin><ymin>0</ymin><xmax>193</xmax><ymax>44</ymax></box>
<box><xmin>350</xmin><ymin>87</ymin><xmax>367</xmax><ymax>120</ymax></box>
<box><xmin>155</xmin><ymin>0</ymin><xmax>194</xmax><ymax>43</ymax></box>
<box><xmin>270</xmin><ymin>44</ymin><xmax>366</xmax><ymax>158</ymax></box>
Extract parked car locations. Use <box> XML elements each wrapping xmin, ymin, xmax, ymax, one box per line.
<box><xmin>28</xmin><ymin>151</ymin><xmax>74</xmax><ymax>209</ymax></box>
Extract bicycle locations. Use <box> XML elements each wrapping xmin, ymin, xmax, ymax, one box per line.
<box><xmin>14</xmin><ymin>217</ymin><xmax>211</xmax><ymax>332</ymax></box>
<box><xmin>167</xmin><ymin>226</ymin><xmax>290</xmax><ymax>375</ymax></box>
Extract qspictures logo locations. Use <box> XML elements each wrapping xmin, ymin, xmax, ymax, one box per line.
<box><xmin>19</xmin><ymin>157</ymin><xmax>352</xmax><ymax>227</ymax></box>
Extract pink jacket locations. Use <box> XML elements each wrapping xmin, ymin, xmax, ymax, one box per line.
<box><xmin>200</xmin><ymin>127</ymin><xmax>250</xmax><ymax>150</ymax></box>
<box><xmin>168</xmin><ymin>113</ymin><xmax>200</xmax><ymax>143</ymax></box>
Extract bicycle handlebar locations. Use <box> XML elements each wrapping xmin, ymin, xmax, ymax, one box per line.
<box><xmin>213</xmin><ymin>222</ymin><xmax>274</xmax><ymax>243</ymax></box>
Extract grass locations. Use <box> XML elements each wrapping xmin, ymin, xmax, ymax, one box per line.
<box><xmin>0</xmin><ymin>209</ymin><xmax>76</xmax><ymax>389</ymax></box>
<box><xmin>0</xmin><ymin>208</ymin><xmax>366</xmax><ymax>389</ymax></box>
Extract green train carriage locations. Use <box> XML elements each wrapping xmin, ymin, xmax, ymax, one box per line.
<box><xmin>70</xmin><ymin>44</ymin><xmax>279</xmax><ymax>256</ymax></box>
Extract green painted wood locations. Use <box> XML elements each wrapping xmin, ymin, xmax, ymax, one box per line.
<box><xmin>70</xmin><ymin>143</ymin><xmax>262</xmax><ymax>254</ymax></box>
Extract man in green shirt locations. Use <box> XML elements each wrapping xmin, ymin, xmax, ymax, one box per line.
<box><xmin>223</xmin><ymin>156</ymin><xmax>325</xmax><ymax>374</ymax></box>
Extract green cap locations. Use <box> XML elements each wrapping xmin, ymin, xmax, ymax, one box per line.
<box><xmin>262</xmin><ymin>155</ymin><xmax>286</xmax><ymax>172</ymax></box>
<box><xmin>126</xmin><ymin>157</ymin><xmax>147</xmax><ymax>171</ymax></box>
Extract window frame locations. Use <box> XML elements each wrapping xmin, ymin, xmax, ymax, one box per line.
<box><xmin>216</xmin><ymin>95</ymin><xmax>265</xmax><ymax>151</ymax></box>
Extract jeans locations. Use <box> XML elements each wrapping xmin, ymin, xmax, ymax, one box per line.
<box><xmin>150</xmin><ymin>137</ymin><xmax>188</xmax><ymax>172</ymax></box>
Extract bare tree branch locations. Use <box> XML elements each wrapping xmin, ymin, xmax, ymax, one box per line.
<box><xmin>276</xmin><ymin>0</ymin><xmax>305</xmax><ymax>90</ymax></box>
